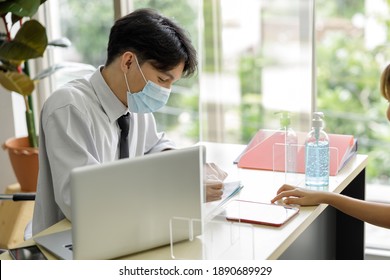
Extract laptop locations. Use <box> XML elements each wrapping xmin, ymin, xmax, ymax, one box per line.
<box><xmin>34</xmin><ymin>145</ymin><xmax>204</xmax><ymax>260</ymax></box>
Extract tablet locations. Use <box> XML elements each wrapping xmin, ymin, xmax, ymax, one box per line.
<box><xmin>9</xmin><ymin>245</ymin><xmax>47</xmax><ymax>260</ymax></box>
<box><xmin>225</xmin><ymin>200</ymin><xmax>299</xmax><ymax>227</ymax></box>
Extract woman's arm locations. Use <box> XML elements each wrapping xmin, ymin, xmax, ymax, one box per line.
<box><xmin>271</xmin><ymin>184</ymin><xmax>390</xmax><ymax>229</ymax></box>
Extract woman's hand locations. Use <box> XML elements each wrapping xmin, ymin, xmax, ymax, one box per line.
<box><xmin>271</xmin><ymin>184</ymin><xmax>325</xmax><ymax>206</ymax></box>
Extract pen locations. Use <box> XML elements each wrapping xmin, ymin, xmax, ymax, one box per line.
<box><xmin>0</xmin><ymin>193</ymin><xmax>36</xmax><ymax>201</ymax></box>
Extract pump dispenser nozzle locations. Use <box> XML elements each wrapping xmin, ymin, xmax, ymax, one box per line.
<box><xmin>312</xmin><ymin>112</ymin><xmax>324</xmax><ymax>128</ymax></box>
<box><xmin>312</xmin><ymin>112</ymin><xmax>324</xmax><ymax>141</ymax></box>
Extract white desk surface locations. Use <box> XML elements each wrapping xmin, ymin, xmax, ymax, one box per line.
<box><xmin>202</xmin><ymin>142</ymin><xmax>368</xmax><ymax>259</ymax></box>
<box><xmin>1</xmin><ymin>142</ymin><xmax>367</xmax><ymax>260</ymax></box>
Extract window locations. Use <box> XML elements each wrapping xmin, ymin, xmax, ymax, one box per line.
<box><xmin>46</xmin><ymin>0</ymin><xmax>114</xmax><ymax>88</ymax></box>
<box><xmin>131</xmin><ymin>0</ymin><xmax>201</xmax><ymax>147</ymax></box>
<box><xmin>199</xmin><ymin>0</ymin><xmax>313</xmax><ymax>144</ymax></box>
<box><xmin>315</xmin><ymin>0</ymin><xmax>390</xmax><ymax>258</ymax></box>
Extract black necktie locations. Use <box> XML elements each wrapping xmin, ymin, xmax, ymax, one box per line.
<box><xmin>117</xmin><ymin>113</ymin><xmax>130</xmax><ymax>159</ymax></box>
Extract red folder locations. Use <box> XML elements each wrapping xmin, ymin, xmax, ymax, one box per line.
<box><xmin>235</xmin><ymin>129</ymin><xmax>357</xmax><ymax>176</ymax></box>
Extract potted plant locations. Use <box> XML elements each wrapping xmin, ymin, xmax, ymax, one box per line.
<box><xmin>0</xmin><ymin>0</ymin><xmax>70</xmax><ymax>192</ymax></box>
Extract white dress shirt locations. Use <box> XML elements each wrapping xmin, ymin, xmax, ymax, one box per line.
<box><xmin>32</xmin><ymin>67</ymin><xmax>176</xmax><ymax>234</ymax></box>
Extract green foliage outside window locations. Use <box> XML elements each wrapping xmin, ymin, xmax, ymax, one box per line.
<box><xmin>59</xmin><ymin>0</ymin><xmax>113</xmax><ymax>66</ymax></box>
<box><xmin>316</xmin><ymin>0</ymin><xmax>390</xmax><ymax>183</ymax></box>
<box><xmin>238</xmin><ymin>54</ymin><xmax>264</xmax><ymax>143</ymax></box>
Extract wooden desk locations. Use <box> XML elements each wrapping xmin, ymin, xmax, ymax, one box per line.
<box><xmin>0</xmin><ymin>143</ymin><xmax>367</xmax><ymax>260</ymax></box>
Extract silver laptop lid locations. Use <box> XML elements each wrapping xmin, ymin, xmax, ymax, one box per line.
<box><xmin>70</xmin><ymin>145</ymin><xmax>204</xmax><ymax>259</ymax></box>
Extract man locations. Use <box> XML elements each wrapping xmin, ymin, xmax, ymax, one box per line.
<box><xmin>32</xmin><ymin>8</ymin><xmax>226</xmax><ymax>235</ymax></box>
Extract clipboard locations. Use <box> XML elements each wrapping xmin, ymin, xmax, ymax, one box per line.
<box><xmin>225</xmin><ymin>200</ymin><xmax>300</xmax><ymax>227</ymax></box>
<box><xmin>235</xmin><ymin>129</ymin><xmax>358</xmax><ymax>176</ymax></box>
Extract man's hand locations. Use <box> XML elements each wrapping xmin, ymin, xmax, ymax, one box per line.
<box><xmin>204</xmin><ymin>163</ymin><xmax>228</xmax><ymax>202</ymax></box>
<box><xmin>205</xmin><ymin>179</ymin><xmax>224</xmax><ymax>202</ymax></box>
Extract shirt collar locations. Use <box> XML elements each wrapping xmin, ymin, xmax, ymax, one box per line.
<box><xmin>90</xmin><ymin>66</ymin><xmax>128</xmax><ymax>123</ymax></box>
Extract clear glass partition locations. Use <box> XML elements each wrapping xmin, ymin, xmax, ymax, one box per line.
<box><xmin>200</xmin><ymin>0</ymin><xmax>313</xmax><ymax>145</ymax></box>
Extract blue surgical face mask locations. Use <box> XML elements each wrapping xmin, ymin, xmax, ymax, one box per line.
<box><xmin>125</xmin><ymin>56</ymin><xmax>171</xmax><ymax>114</ymax></box>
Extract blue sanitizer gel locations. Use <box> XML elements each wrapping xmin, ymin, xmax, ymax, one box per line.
<box><xmin>305</xmin><ymin>141</ymin><xmax>329</xmax><ymax>187</ymax></box>
<box><xmin>305</xmin><ymin>112</ymin><xmax>330</xmax><ymax>188</ymax></box>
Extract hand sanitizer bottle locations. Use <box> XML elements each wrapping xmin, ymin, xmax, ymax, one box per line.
<box><xmin>277</xmin><ymin>111</ymin><xmax>298</xmax><ymax>176</ymax></box>
<box><xmin>305</xmin><ymin>112</ymin><xmax>329</xmax><ymax>188</ymax></box>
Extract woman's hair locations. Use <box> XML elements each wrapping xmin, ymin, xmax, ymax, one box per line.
<box><xmin>380</xmin><ymin>64</ymin><xmax>390</xmax><ymax>101</ymax></box>
<box><xmin>105</xmin><ymin>8</ymin><xmax>197</xmax><ymax>77</ymax></box>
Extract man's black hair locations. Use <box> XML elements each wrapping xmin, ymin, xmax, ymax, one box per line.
<box><xmin>106</xmin><ymin>8</ymin><xmax>197</xmax><ymax>77</ymax></box>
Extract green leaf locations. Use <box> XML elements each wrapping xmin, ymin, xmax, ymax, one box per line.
<box><xmin>0</xmin><ymin>20</ymin><xmax>48</xmax><ymax>60</ymax></box>
<box><xmin>0</xmin><ymin>70</ymin><xmax>34</xmax><ymax>96</ymax></box>
<box><xmin>0</xmin><ymin>58</ymin><xmax>21</xmax><ymax>71</ymax></box>
<box><xmin>0</xmin><ymin>0</ymin><xmax>41</xmax><ymax>17</ymax></box>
